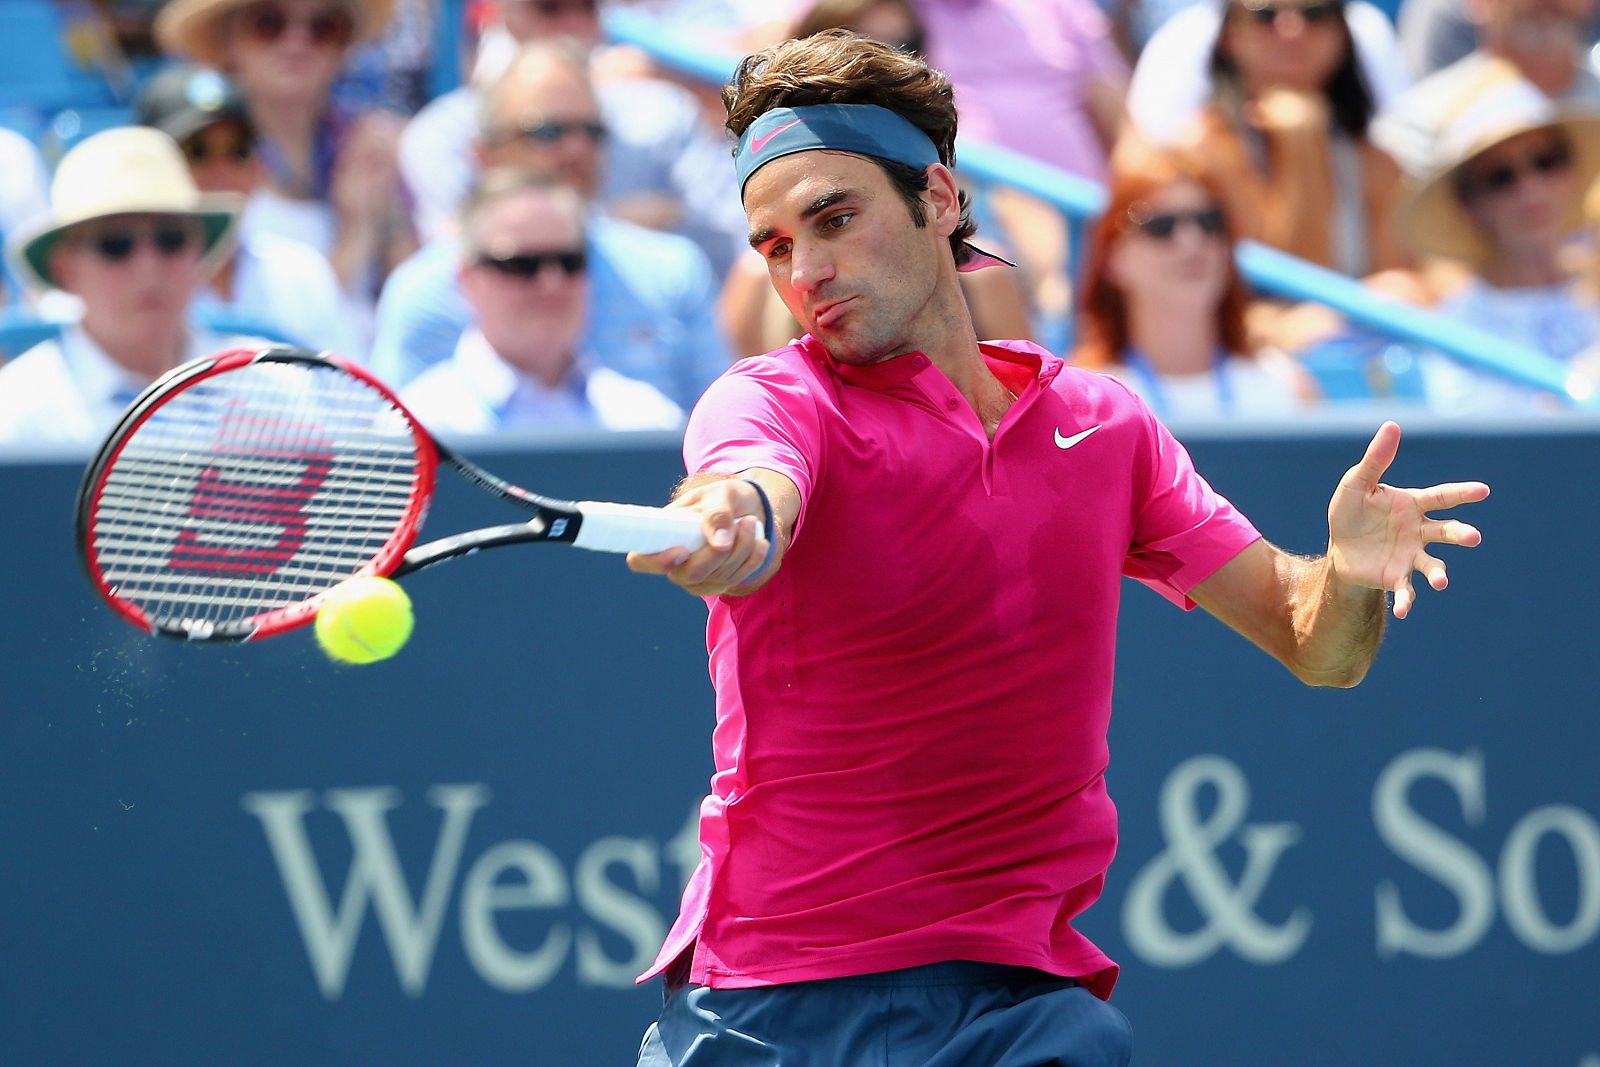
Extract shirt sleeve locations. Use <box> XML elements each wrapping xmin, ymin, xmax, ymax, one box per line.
<box><xmin>1122</xmin><ymin>393</ymin><xmax>1261</xmax><ymax>609</ymax></box>
<box><xmin>682</xmin><ymin>354</ymin><xmax>822</xmax><ymax>542</ymax></box>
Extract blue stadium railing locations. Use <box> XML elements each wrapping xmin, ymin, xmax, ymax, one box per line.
<box><xmin>602</xmin><ymin>9</ymin><xmax>1596</xmax><ymax>407</ymax></box>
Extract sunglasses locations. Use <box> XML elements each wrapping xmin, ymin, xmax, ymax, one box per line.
<box><xmin>475</xmin><ymin>249</ymin><xmax>588</xmax><ymax>279</ymax></box>
<box><xmin>80</xmin><ymin>224</ymin><xmax>198</xmax><ymax>263</ymax></box>
<box><xmin>239</xmin><ymin>3</ymin><xmax>354</xmax><ymax>48</ymax></box>
<box><xmin>181</xmin><ymin>137</ymin><xmax>253</xmax><ymax>164</ymax></box>
<box><xmin>1127</xmin><ymin>206</ymin><xmax>1228</xmax><ymax>240</ymax></box>
<box><xmin>1238</xmin><ymin>1</ymin><xmax>1342</xmax><ymax>26</ymax></box>
<box><xmin>501</xmin><ymin>120</ymin><xmax>607</xmax><ymax>146</ymax></box>
<box><xmin>1458</xmin><ymin>142</ymin><xmax>1575</xmax><ymax>199</ymax></box>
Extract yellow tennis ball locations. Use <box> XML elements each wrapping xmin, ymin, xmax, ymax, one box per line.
<box><xmin>314</xmin><ymin>576</ymin><xmax>413</xmax><ymax>664</ymax></box>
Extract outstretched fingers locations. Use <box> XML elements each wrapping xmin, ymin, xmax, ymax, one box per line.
<box><xmin>1417</xmin><ymin>481</ymin><xmax>1491</xmax><ymax>513</ymax></box>
<box><xmin>1419</xmin><ymin>518</ymin><xmax>1482</xmax><ymax>548</ymax></box>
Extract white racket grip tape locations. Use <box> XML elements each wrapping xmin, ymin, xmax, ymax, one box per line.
<box><xmin>573</xmin><ymin>501</ymin><xmax>708</xmax><ymax>554</ymax></box>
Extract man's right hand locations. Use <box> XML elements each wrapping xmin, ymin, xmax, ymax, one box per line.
<box><xmin>627</xmin><ymin>475</ymin><xmax>778</xmax><ymax>597</ymax></box>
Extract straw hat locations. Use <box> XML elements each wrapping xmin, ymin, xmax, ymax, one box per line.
<box><xmin>1399</xmin><ymin>58</ymin><xmax>1600</xmax><ymax>269</ymax></box>
<box><xmin>8</xmin><ymin>127</ymin><xmax>242</xmax><ymax>291</ymax></box>
<box><xmin>155</xmin><ymin>0</ymin><xmax>396</xmax><ymax>68</ymax></box>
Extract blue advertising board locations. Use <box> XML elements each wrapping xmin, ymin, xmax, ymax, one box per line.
<box><xmin>2</xmin><ymin>423</ymin><xmax>1597</xmax><ymax>1065</ymax></box>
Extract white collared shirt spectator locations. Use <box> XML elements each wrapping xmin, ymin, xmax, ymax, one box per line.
<box><xmin>399</xmin><ymin>170</ymin><xmax>683</xmax><ymax>435</ymax></box>
<box><xmin>0</xmin><ymin>127</ymin><xmax>261</xmax><ymax>446</ymax></box>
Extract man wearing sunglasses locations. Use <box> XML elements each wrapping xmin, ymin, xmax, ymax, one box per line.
<box><xmin>136</xmin><ymin>64</ymin><xmax>363</xmax><ymax>359</ymax></box>
<box><xmin>398</xmin><ymin>171</ymin><xmax>681</xmax><ymax>434</ymax></box>
<box><xmin>372</xmin><ymin>41</ymin><xmax>732</xmax><ymax>409</ymax></box>
<box><xmin>0</xmin><ymin>128</ymin><xmax>259</xmax><ymax>445</ymax></box>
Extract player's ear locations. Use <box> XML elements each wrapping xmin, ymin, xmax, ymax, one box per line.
<box><xmin>924</xmin><ymin>163</ymin><xmax>962</xmax><ymax>239</ymax></box>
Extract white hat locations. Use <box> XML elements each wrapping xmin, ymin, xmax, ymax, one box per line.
<box><xmin>155</xmin><ymin>0</ymin><xmax>395</xmax><ymax>68</ymax></box>
<box><xmin>8</xmin><ymin>126</ymin><xmax>242</xmax><ymax>291</ymax></box>
<box><xmin>1399</xmin><ymin>58</ymin><xmax>1600</xmax><ymax>268</ymax></box>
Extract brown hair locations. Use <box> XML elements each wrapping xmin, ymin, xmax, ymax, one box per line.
<box><xmin>1074</xmin><ymin>141</ymin><xmax>1250</xmax><ymax>369</ymax></box>
<box><xmin>723</xmin><ymin>29</ymin><xmax>978</xmax><ymax>264</ymax></box>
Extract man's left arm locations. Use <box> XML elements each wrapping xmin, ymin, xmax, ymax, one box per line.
<box><xmin>1190</xmin><ymin>421</ymin><xmax>1489</xmax><ymax>687</ymax></box>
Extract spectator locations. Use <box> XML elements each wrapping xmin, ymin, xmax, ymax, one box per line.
<box><xmin>1180</xmin><ymin>0</ymin><xmax>1409</xmax><ymax>277</ymax></box>
<box><xmin>371</xmin><ymin>41</ymin><xmax>732</xmax><ymax>409</ymax></box>
<box><xmin>0</xmin><ymin>128</ymin><xmax>257</xmax><ymax>445</ymax></box>
<box><xmin>154</xmin><ymin>0</ymin><xmax>416</xmax><ymax>306</ymax></box>
<box><xmin>1129</xmin><ymin>0</ymin><xmax>1409</xmax><ymax>145</ymax></box>
<box><xmin>1073</xmin><ymin>139</ymin><xmax>1310</xmax><ymax>417</ymax></box>
<box><xmin>1394</xmin><ymin>61</ymin><xmax>1600</xmax><ymax>409</ymax></box>
<box><xmin>399</xmin><ymin>0</ymin><xmax>744</xmax><ymax>275</ymax></box>
<box><xmin>1377</xmin><ymin>0</ymin><xmax>1600</xmax><ymax>175</ymax></box>
<box><xmin>401</xmin><ymin>171</ymin><xmax>682</xmax><ymax>433</ymax></box>
<box><xmin>790</xmin><ymin>0</ymin><xmax>924</xmax><ymax>47</ymax></box>
<box><xmin>135</xmin><ymin>64</ymin><xmax>365</xmax><ymax>358</ymax></box>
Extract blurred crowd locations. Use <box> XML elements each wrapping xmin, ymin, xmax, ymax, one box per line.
<box><xmin>2</xmin><ymin>0</ymin><xmax>1600</xmax><ymax>446</ymax></box>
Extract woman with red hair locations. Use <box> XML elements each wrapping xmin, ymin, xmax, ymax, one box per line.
<box><xmin>1073</xmin><ymin>141</ymin><xmax>1310</xmax><ymax>417</ymax></box>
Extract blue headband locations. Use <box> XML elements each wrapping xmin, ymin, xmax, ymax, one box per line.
<box><xmin>735</xmin><ymin>103</ymin><xmax>941</xmax><ymax>193</ymax></box>
<box><xmin>733</xmin><ymin>102</ymin><xmax>1015</xmax><ymax>273</ymax></box>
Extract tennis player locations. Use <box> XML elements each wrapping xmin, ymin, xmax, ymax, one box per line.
<box><xmin>627</xmin><ymin>29</ymin><xmax>1488</xmax><ymax>1066</ymax></box>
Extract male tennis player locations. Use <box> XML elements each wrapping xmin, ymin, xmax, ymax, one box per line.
<box><xmin>627</xmin><ymin>29</ymin><xmax>1488</xmax><ymax>1066</ymax></box>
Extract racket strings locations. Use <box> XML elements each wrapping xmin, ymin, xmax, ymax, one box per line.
<box><xmin>90</xmin><ymin>360</ymin><xmax>425</xmax><ymax>633</ymax></box>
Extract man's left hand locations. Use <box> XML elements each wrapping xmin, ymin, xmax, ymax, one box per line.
<box><xmin>1326</xmin><ymin>421</ymin><xmax>1490</xmax><ymax>619</ymax></box>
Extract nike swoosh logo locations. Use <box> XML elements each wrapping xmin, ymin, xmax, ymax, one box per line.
<box><xmin>750</xmin><ymin>118</ymin><xmax>803</xmax><ymax>154</ymax></box>
<box><xmin>1054</xmin><ymin>425</ymin><xmax>1102</xmax><ymax>449</ymax></box>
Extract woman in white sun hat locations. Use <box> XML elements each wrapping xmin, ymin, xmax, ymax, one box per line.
<box><xmin>0</xmin><ymin>127</ymin><xmax>261</xmax><ymax>446</ymax></box>
<box><xmin>1394</xmin><ymin>57</ymin><xmax>1600</xmax><ymax>411</ymax></box>
<box><xmin>154</xmin><ymin>0</ymin><xmax>414</xmax><ymax>317</ymax></box>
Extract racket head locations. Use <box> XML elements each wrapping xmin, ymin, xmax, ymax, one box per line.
<box><xmin>75</xmin><ymin>345</ymin><xmax>437</xmax><ymax>641</ymax></box>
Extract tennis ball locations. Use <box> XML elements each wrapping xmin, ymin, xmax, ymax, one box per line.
<box><xmin>314</xmin><ymin>576</ymin><xmax>413</xmax><ymax>664</ymax></box>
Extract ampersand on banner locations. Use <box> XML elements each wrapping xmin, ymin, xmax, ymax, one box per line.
<box><xmin>1122</xmin><ymin>755</ymin><xmax>1313</xmax><ymax>967</ymax></box>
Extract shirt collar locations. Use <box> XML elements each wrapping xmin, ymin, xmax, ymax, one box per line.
<box><xmin>450</xmin><ymin>327</ymin><xmax>589</xmax><ymax>410</ymax></box>
<box><xmin>805</xmin><ymin>334</ymin><xmax>1061</xmax><ymax>392</ymax></box>
<box><xmin>59</xmin><ymin>324</ymin><xmax>183</xmax><ymax>408</ymax></box>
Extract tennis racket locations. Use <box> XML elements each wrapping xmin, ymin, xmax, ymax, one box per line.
<box><xmin>74</xmin><ymin>344</ymin><xmax>704</xmax><ymax>642</ymax></box>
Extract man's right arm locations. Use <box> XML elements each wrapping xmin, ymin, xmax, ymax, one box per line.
<box><xmin>626</xmin><ymin>467</ymin><xmax>801</xmax><ymax>597</ymax></box>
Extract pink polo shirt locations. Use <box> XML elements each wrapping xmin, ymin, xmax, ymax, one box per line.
<box><xmin>641</xmin><ymin>336</ymin><xmax>1260</xmax><ymax>998</ymax></box>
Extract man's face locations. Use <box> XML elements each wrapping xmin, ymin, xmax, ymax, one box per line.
<box><xmin>459</xmin><ymin>189</ymin><xmax>589</xmax><ymax>380</ymax></box>
<box><xmin>500</xmin><ymin>0</ymin><xmax>602</xmax><ymax>48</ymax></box>
<box><xmin>50</xmin><ymin>213</ymin><xmax>207</xmax><ymax>364</ymax></box>
<box><xmin>1456</xmin><ymin>127</ymin><xmax>1578</xmax><ymax>255</ymax></box>
<box><xmin>743</xmin><ymin>151</ymin><xmax>951</xmax><ymax>365</ymax></box>
<box><xmin>480</xmin><ymin>63</ymin><xmax>604</xmax><ymax>199</ymax></box>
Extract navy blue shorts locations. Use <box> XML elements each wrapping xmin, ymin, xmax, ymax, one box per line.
<box><xmin>636</xmin><ymin>961</ymin><xmax>1133</xmax><ymax>1067</ymax></box>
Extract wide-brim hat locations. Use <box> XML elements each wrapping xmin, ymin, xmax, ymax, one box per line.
<box><xmin>155</xmin><ymin>0</ymin><xmax>396</xmax><ymax>68</ymax></box>
<box><xmin>8</xmin><ymin>127</ymin><xmax>242</xmax><ymax>292</ymax></box>
<box><xmin>1400</xmin><ymin>58</ymin><xmax>1600</xmax><ymax>269</ymax></box>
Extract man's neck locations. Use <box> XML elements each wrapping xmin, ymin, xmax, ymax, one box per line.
<box><xmin>1125</xmin><ymin>303</ymin><xmax>1220</xmax><ymax>375</ymax></box>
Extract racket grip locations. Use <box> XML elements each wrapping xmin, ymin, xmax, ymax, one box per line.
<box><xmin>573</xmin><ymin>501</ymin><xmax>708</xmax><ymax>554</ymax></box>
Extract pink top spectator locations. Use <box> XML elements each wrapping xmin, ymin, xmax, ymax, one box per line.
<box><xmin>641</xmin><ymin>336</ymin><xmax>1260</xmax><ymax>997</ymax></box>
<box><xmin>917</xmin><ymin>0</ymin><xmax>1127</xmax><ymax>181</ymax></box>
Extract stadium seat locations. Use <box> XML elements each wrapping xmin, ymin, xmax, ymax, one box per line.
<box><xmin>0</xmin><ymin>0</ymin><xmax>118</xmax><ymax>112</ymax></box>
